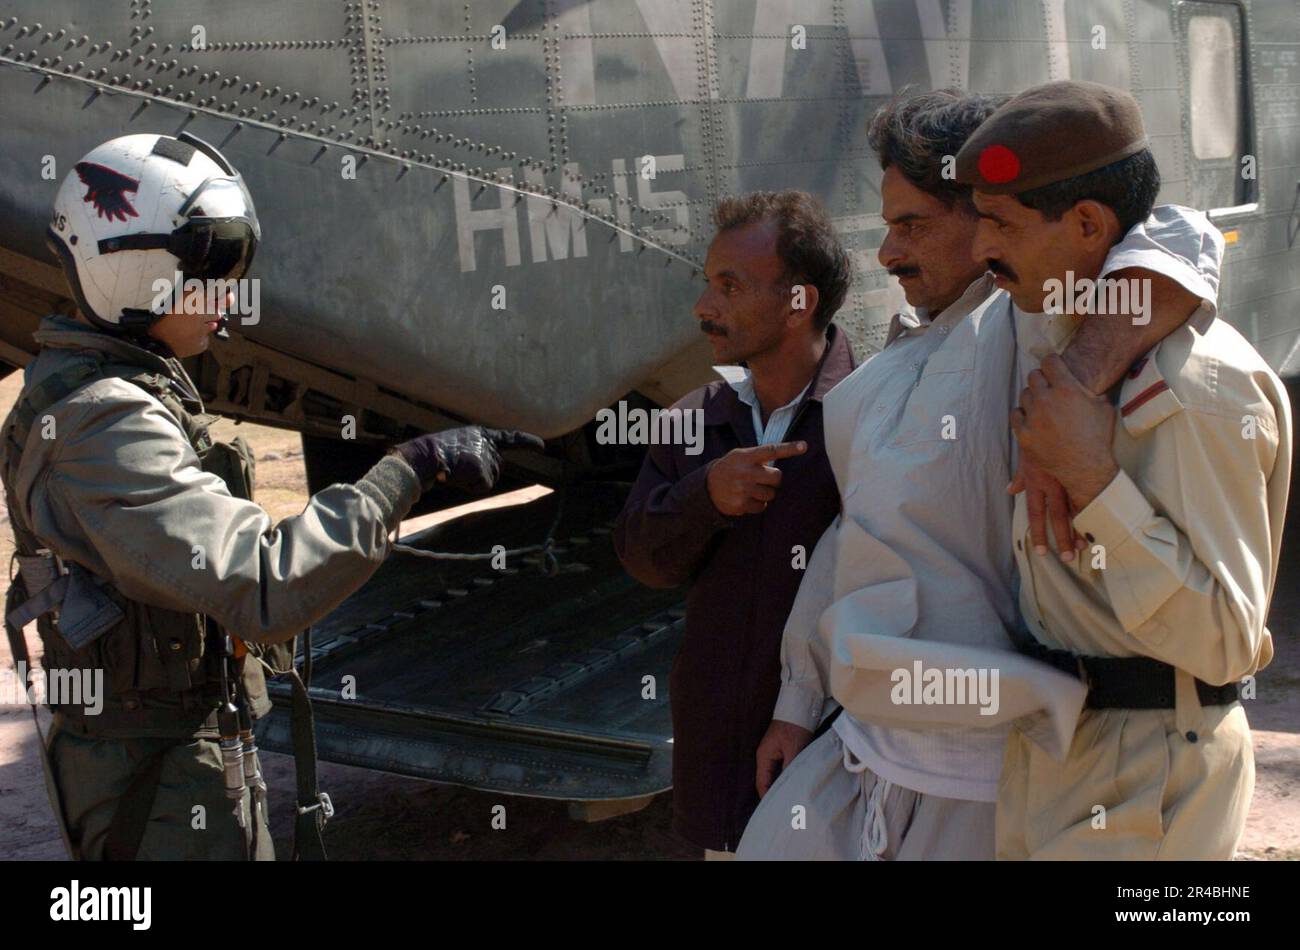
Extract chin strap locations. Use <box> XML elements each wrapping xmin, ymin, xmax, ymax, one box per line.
<box><xmin>118</xmin><ymin>308</ymin><xmax>164</xmax><ymax>334</ymax></box>
<box><xmin>119</xmin><ymin>308</ymin><xmax>232</xmax><ymax>346</ymax></box>
<box><xmin>109</xmin><ymin>310</ymin><xmax>178</xmax><ymax>359</ymax></box>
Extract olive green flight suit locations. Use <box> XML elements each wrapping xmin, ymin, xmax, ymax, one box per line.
<box><xmin>2</xmin><ymin>313</ymin><xmax>423</xmax><ymax>859</ymax></box>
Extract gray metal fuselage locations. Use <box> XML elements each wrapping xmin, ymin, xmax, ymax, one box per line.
<box><xmin>1</xmin><ymin>1</ymin><xmax>1297</xmax><ymax>806</ymax></box>
<box><xmin>2</xmin><ymin>0</ymin><xmax>1296</xmax><ymax>443</ymax></box>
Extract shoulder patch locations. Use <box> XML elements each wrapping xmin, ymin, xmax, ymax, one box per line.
<box><xmin>1119</xmin><ymin>352</ymin><xmax>1184</xmax><ymax>436</ymax></box>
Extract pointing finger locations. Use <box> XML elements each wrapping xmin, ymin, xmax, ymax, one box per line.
<box><xmin>485</xmin><ymin>428</ymin><xmax>546</xmax><ymax>453</ymax></box>
<box><xmin>755</xmin><ymin>440</ymin><xmax>807</xmax><ymax>462</ymax></box>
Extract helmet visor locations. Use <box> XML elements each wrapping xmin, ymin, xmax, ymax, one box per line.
<box><xmin>171</xmin><ymin>218</ymin><xmax>259</xmax><ymax>282</ymax></box>
<box><xmin>179</xmin><ymin>175</ymin><xmax>260</xmax><ymax>235</ymax></box>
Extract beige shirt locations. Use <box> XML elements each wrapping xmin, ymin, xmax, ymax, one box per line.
<box><xmin>998</xmin><ymin>208</ymin><xmax>1290</xmax><ymax>859</ymax></box>
<box><xmin>1012</xmin><ymin>239</ymin><xmax>1291</xmax><ymax>736</ymax></box>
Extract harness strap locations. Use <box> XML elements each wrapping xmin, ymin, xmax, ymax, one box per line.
<box><xmin>6</xmin><ymin>573</ymin><xmax>69</xmax><ymax>631</ymax></box>
<box><xmin>289</xmin><ymin>626</ymin><xmax>329</xmax><ymax>861</ymax></box>
<box><xmin>102</xmin><ymin>741</ymin><xmax>174</xmax><ymax>861</ymax></box>
<box><xmin>4</xmin><ymin>571</ymin><xmax>78</xmax><ymax>860</ymax></box>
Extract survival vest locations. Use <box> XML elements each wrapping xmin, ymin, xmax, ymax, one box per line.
<box><xmin>0</xmin><ymin>350</ymin><xmax>294</xmax><ymax>739</ymax></box>
<box><xmin>2</xmin><ymin>333</ymin><xmax>331</xmax><ymax>862</ymax></box>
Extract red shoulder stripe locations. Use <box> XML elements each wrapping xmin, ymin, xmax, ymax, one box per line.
<box><xmin>1120</xmin><ymin>380</ymin><xmax>1169</xmax><ymax>418</ymax></box>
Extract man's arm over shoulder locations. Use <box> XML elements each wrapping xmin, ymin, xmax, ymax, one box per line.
<box><xmin>1019</xmin><ymin>206</ymin><xmax>1227</xmax><ymax>556</ymax></box>
<box><xmin>1072</xmin><ymin>352</ymin><xmax>1290</xmax><ymax>684</ymax></box>
<box><xmin>1064</xmin><ymin>204</ymin><xmax>1225</xmax><ymax>394</ymax></box>
<box><xmin>613</xmin><ymin>391</ymin><xmax>732</xmax><ymax>588</ymax></box>
<box><xmin>20</xmin><ymin>378</ymin><xmax>423</xmax><ymax>644</ymax></box>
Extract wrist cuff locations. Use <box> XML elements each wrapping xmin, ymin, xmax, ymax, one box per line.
<box><xmin>359</xmin><ymin>453</ymin><xmax>425</xmax><ymax>530</ymax></box>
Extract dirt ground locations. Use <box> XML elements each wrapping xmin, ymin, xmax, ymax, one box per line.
<box><xmin>0</xmin><ymin>369</ymin><xmax>1295</xmax><ymax>860</ymax></box>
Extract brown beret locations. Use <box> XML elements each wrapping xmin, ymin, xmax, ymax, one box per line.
<box><xmin>954</xmin><ymin>80</ymin><xmax>1149</xmax><ymax>194</ymax></box>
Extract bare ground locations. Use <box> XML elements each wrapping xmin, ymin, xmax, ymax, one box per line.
<box><xmin>0</xmin><ymin>370</ymin><xmax>1295</xmax><ymax>860</ymax></box>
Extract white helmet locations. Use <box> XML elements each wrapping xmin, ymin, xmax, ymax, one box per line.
<box><xmin>47</xmin><ymin>131</ymin><xmax>260</xmax><ymax>334</ymax></box>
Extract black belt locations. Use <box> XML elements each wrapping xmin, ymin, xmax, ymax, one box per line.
<box><xmin>1014</xmin><ymin>635</ymin><xmax>1239</xmax><ymax>710</ymax></box>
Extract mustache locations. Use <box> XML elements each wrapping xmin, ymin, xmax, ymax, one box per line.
<box><xmin>699</xmin><ymin>320</ymin><xmax>728</xmax><ymax>337</ymax></box>
<box><xmin>986</xmin><ymin>259</ymin><xmax>1019</xmax><ymax>282</ymax></box>
<box><xmin>888</xmin><ymin>266</ymin><xmax>921</xmax><ymax>279</ymax></box>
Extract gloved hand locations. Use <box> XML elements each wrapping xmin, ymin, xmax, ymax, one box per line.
<box><xmin>389</xmin><ymin>426</ymin><xmax>544</xmax><ymax>493</ymax></box>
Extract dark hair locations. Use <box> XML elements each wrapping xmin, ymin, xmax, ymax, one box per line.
<box><xmin>866</xmin><ymin>87</ymin><xmax>1008</xmax><ymax>212</ymax></box>
<box><xmin>712</xmin><ymin>190</ymin><xmax>852</xmax><ymax>332</ymax></box>
<box><xmin>1015</xmin><ymin>148</ymin><xmax>1160</xmax><ymax>235</ymax></box>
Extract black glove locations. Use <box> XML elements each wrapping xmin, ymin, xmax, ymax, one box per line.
<box><xmin>390</xmin><ymin>426</ymin><xmax>544</xmax><ymax>493</ymax></box>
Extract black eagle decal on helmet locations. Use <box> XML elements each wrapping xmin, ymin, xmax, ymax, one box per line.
<box><xmin>74</xmin><ymin>161</ymin><xmax>140</xmax><ymax>223</ymax></box>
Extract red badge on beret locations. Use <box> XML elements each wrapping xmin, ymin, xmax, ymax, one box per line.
<box><xmin>978</xmin><ymin>145</ymin><xmax>1021</xmax><ymax>185</ymax></box>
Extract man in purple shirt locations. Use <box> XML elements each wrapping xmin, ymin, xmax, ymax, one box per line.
<box><xmin>615</xmin><ymin>191</ymin><xmax>855</xmax><ymax>857</ymax></box>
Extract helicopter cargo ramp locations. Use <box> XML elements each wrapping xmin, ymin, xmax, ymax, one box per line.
<box><xmin>255</xmin><ymin>482</ymin><xmax>683</xmax><ymax>806</ymax></box>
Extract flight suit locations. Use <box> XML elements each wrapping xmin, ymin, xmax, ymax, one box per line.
<box><xmin>998</xmin><ymin>299</ymin><xmax>1292</xmax><ymax>860</ymax></box>
<box><xmin>2</xmin><ymin>313</ymin><xmax>424</xmax><ymax>859</ymax></box>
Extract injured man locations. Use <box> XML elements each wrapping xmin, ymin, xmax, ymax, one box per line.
<box><xmin>736</xmin><ymin>86</ymin><xmax>1228</xmax><ymax>861</ymax></box>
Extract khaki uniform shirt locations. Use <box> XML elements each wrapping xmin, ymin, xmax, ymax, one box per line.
<box><xmin>1000</xmin><ymin>208</ymin><xmax>1292</xmax><ymax>859</ymax></box>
